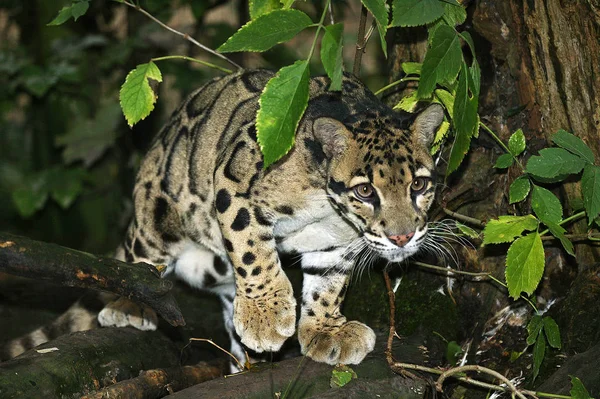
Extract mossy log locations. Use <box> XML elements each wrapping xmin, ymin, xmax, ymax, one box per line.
<box><xmin>0</xmin><ymin>232</ymin><xmax>184</xmax><ymax>327</ymax></box>
<box><xmin>0</xmin><ymin>328</ymin><xmax>181</xmax><ymax>398</ymax></box>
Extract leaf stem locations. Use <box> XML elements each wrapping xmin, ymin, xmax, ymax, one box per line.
<box><xmin>120</xmin><ymin>0</ymin><xmax>241</xmax><ymax>70</ymax></box>
<box><xmin>151</xmin><ymin>55</ymin><xmax>233</xmax><ymax>74</ymax></box>
<box><xmin>374</xmin><ymin>77</ymin><xmax>420</xmax><ymax>96</ymax></box>
<box><xmin>479</xmin><ymin>121</ymin><xmax>525</xmax><ymax>171</ymax></box>
<box><xmin>307</xmin><ymin>0</ymin><xmax>331</xmax><ymax>61</ymax></box>
<box><xmin>539</xmin><ymin>210</ymin><xmax>586</xmax><ymax>236</ymax></box>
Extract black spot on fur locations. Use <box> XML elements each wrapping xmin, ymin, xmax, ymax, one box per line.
<box><xmin>243</xmin><ymin>252</ymin><xmax>256</xmax><ymax>265</ymax></box>
<box><xmin>251</xmin><ymin>266</ymin><xmax>262</xmax><ymax>276</ymax></box>
<box><xmin>253</xmin><ymin>207</ymin><xmax>272</xmax><ymax>226</ymax></box>
<box><xmin>328</xmin><ymin>178</ymin><xmax>346</xmax><ymax>195</ymax></box>
<box><xmin>214</xmin><ymin>257</ymin><xmax>229</xmax><ymax>275</ymax></box>
<box><xmin>154</xmin><ymin>197</ymin><xmax>169</xmax><ymax>223</ymax></box>
<box><xmin>133</xmin><ymin>240</ymin><xmax>147</xmax><ymax>258</ymax></box>
<box><xmin>236</xmin><ymin>267</ymin><xmax>247</xmax><ymax>278</ymax></box>
<box><xmin>204</xmin><ymin>273</ymin><xmax>217</xmax><ymax>286</ymax></box>
<box><xmin>247</xmin><ymin>240</ymin><xmax>255</xmax><ymax>247</ymax></box>
<box><xmin>215</xmin><ymin>189</ymin><xmax>231</xmax><ymax>213</ymax></box>
<box><xmin>321</xmin><ymin>299</ymin><xmax>330</xmax><ymax>307</ymax></box>
<box><xmin>224</xmin><ymin>239</ymin><xmax>234</xmax><ymax>252</ymax></box>
<box><xmin>231</xmin><ymin>208</ymin><xmax>250</xmax><ymax>231</ymax></box>
<box><xmin>304</xmin><ymin>138</ymin><xmax>326</xmax><ymax>164</ymax></box>
<box><xmin>275</xmin><ymin>205</ymin><xmax>294</xmax><ymax>215</ymax></box>
<box><xmin>312</xmin><ymin>292</ymin><xmax>320</xmax><ymax>301</ymax></box>
<box><xmin>307</xmin><ymin>309</ymin><xmax>315</xmax><ymax>317</ymax></box>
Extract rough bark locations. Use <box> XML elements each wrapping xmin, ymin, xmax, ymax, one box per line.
<box><xmin>0</xmin><ymin>328</ymin><xmax>181</xmax><ymax>398</ymax></box>
<box><xmin>0</xmin><ymin>233</ymin><xmax>184</xmax><ymax>327</ymax></box>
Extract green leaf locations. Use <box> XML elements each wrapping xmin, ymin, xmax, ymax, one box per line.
<box><xmin>47</xmin><ymin>168</ymin><xmax>86</xmax><ymax>209</ymax></box>
<box><xmin>430</xmin><ymin>120</ymin><xmax>450</xmax><ymax>154</ymax></box>
<box><xmin>532</xmin><ymin>334</ymin><xmax>546</xmax><ymax>381</ymax></box>
<box><xmin>394</xmin><ymin>91</ymin><xmax>419</xmax><ymax>112</ymax></box>
<box><xmin>483</xmin><ymin>215</ymin><xmax>538</xmax><ymax>245</ymax></box>
<box><xmin>494</xmin><ymin>153</ymin><xmax>513</xmax><ymax>169</ymax></box>
<box><xmin>434</xmin><ymin>89</ymin><xmax>454</xmax><ymax>115</ymax></box>
<box><xmin>119</xmin><ymin>61</ymin><xmax>163</xmax><ymax>127</ymax></box>
<box><xmin>249</xmin><ymin>0</ymin><xmax>282</xmax><ymax>19</ymax></box>
<box><xmin>505</xmin><ymin>232</ymin><xmax>545</xmax><ymax>299</ymax></box>
<box><xmin>257</xmin><ymin>61</ymin><xmax>310</xmax><ymax>168</ymax></box>
<box><xmin>218</xmin><ymin>9</ymin><xmax>312</xmax><ymax>53</ymax></box>
<box><xmin>509</xmin><ymin>176</ymin><xmax>531</xmax><ymax>204</ymax></box>
<box><xmin>526</xmin><ymin>315</ymin><xmax>543</xmax><ymax>346</ymax></box>
<box><xmin>441</xmin><ymin>0</ymin><xmax>466</xmax><ymax>26</ymax></box>
<box><xmin>362</xmin><ymin>0</ymin><xmax>389</xmax><ymax>58</ymax></box>
<box><xmin>11</xmin><ymin>173</ymin><xmax>50</xmax><ymax>218</ymax></box>
<box><xmin>545</xmin><ymin>221</ymin><xmax>575</xmax><ymax>256</ymax></box>
<box><xmin>526</xmin><ymin>148</ymin><xmax>586</xmax><ymax>181</ymax></box>
<box><xmin>320</xmin><ymin>23</ymin><xmax>344</xmax><ymax>91</ymax></box>
<box><xmin>508</xmin><ymin>129</ymin><xmax>526</xmax><ymax>156</ymax></box>
<box><xmin>531</xmin><ymin>185</ymin><xmax>562</xmax><ymax>224</ymax></box>
<box><xmin>551</xmin><ymin>129</ymin><xmax>595</xmax><ymax>164</ymax></box>
<box><xmin>392</xmin><ymin>0</ymin><xmax>445</xmax><ymax>27</ymax></box>
<box><xmin>445</xmin><ymin>340</ymin><xmax>463</xmax><ymax>365</ymax></box>
<box><xmin>330</xmin><ymin>365</ymin><xmax>357</xmax><ymax>388</ymax></box>
<box><xmin>402</xmin><ymin>62</ymin><xmax>422</xmax><ymax>75</ymax></box>
<box><xmin>582</xmin><ymin>164</ymin><xmax>600</xmax><ymax>225</ymax></box>
<box><xmin>418</xmin><ymin>25</ymin><xmax>462</xmax><ymax>98</ymax></box>
<box><xmin>542</xmin><ymin>316</ymin><xmax>561</xmax><ymax>349</ymax></box>
<box><xmin>570</xmin><ymin>376</ymin><xmax>593</xmax><ymax>399</ymax></box>
<box><xmin>447</xmin><ymin>63</ymin><xmax>478</xmax><ymax>175</ymax></box>
<box><xmin>48</xmin><ymin>1</ymin><xmax>89</xmax><ymax>25</ymax></box>
<box><xmin>455</xmin><ymin>222</ymin><xmax>479</xmax><ymax>239</ymax></box>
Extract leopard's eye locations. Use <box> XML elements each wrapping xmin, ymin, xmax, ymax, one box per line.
<box><xmin>354</xmin><ymin>183</ymin><xmax>376</xmax><ymax>201</ymax></box>
<box><xmin>411</xmin><ymin>177</ymin><xmax>428</xmax><ymax>193</ymax></box>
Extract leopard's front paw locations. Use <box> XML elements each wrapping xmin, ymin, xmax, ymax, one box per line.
<box><xmin>98</xmin><ymin>297</ymin><xmax>158</xmax><ymax>331</ymax></box>
<box><xmin>299</xmin><ymin>320</ymin><xmax>376</xmax><ymax>365</ymax></box>
<box><xmin>233</xmin><ymin>281</ymin><xmax>296</xmax><ymax>353</ymax></box>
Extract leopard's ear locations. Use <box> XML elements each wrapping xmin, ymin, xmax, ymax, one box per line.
<box><xmin>412</xmin><ymin>104</ymin><xmax>444</xmax><ymax>147</ymax></box>
<box><xmin>313</xmin><ymin>117</ymin><xmax>350</xmax><ymax>159</ymax></box>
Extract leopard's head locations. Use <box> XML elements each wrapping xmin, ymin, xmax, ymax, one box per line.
<box><xmin>314</xmin><ymin>104</ymin><xmax>443</xmax><ymax>262</ymax></box>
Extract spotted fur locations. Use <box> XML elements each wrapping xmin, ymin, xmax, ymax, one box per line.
<box><xmin>2</xmin><ymin>70</ymin><xmax>443</xmax><ymax>367</ymax></box>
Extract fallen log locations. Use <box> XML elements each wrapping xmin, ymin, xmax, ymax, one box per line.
<box><xmin>0</xmin><ymin>327</ymin><xmax>181</xmax><ymax>398</ymax></box>
<box><xmin>81</xmin><ymin>361</ymin><xmax>225</xmax><ymax>399</ymax></box>
<box><xmin>0</xmin><ymin>233</ymin><xmax>184</xmax><ymax>327</ymax></box>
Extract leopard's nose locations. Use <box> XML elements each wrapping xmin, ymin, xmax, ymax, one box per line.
<box><xmin>388</xmin><ymin>231</ymin><xmax>415</xmax><ymax>247</ymax></box>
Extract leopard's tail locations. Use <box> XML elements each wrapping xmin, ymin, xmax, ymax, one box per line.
<box><xmin>0</xmin><ymin>292</ymin><xmax>110</xmax><ymax>361</ymax></box>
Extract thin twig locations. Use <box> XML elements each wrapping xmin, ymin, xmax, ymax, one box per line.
<box><xmin>189</xmin><ymin>338</ymin><xmax>245</xmax><ymax>372</ymax></box>
<box><xmin>411</xmin><ymin>261</ymin><xmax>490</xmax><ymax>280</ymax></box>
<box><xmin>121</xmin><ymin>0</ymin><xmax>242</xmax><ymax>70</ymax></box>
<box><xmin>152</xmin><ymin>55</ymin><xmax>232</xmax><ymax>74</ymax></box>
<box><xmin>436</xmin><ymin>365</ymin><xmax>527</xmax><ymax>399</ymax></box>
<box><xmin>352</xmin><ymin>5</ymin><xmax>368</xmax><ymax>76</ymax></box>
<box><xmin>442</xmin><ymin>207</ymin><xmax>486</xmax><ymax>228</ymax></box>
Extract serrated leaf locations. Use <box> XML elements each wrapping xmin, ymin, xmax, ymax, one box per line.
<box><xmin>531</xmin><ymin>185</ymin><xmax>562</xmax><ymax>224</ymax></box>
<box><xmin>447</xmin><ymin>63</ymin><xmax>478</xmax><ymax>175</ymax></box>
<box><xmin>532</xmin><ymin>334</ymin><xmax>546</xmax><ymax>381</ymax></box>
<box><xmin>508</xmin><ymin>129</ymin><xmax>526</xmax><ymax>156</ymax></box>
<box><xmin>526</xmin><ymin>148</ymin><xmax>586</xmax><ymax>181</ymax></box>
<box><xmin>545</xmin><ymin>221</ymin><xmax>575</xmax><ymax>256</ymax></box>
<box><xmin>362</xmin><ymin>0</ymin><xmax>389</xmax><ymax>58</ymax></box>
<box><xmin>402</xmin><ymin>62</ymin><xmax>422</xmax><ymax>75</ymax></box>
<box><xmin>483</xmin><ymin>215</ymin><xmax>538</xmax><ymax>245</ymax></box>
<box><xmin>249</xmin><ymin>0</ymin><xmax>281</xmax><ymax>19</ymax></box>
<box><xmin>455</xmin><ymin>222</ymin><xmax>479</xmax><ymax>239</ymax></box>
<box><xmin>430</xmin><ymin>120</ymin><xmax>450</xmax><ymax>154</ymax></box>
<box><xmin>394</xmin><ymin>91</ymin><xmax>419</xmax><ymax>112</ymax></box>
<box><xmin>119</xmin><ymin>62</ymin><xmax>162</xmax><ymax>127</ymax></box>
<box><xmin>71</xmin><ymin>1</ymin><xmax>89</xmax><ymax>21</ymax></box>
<box><xmin>542</xmin><ymin>316</ymin><xmax>561</xmax><ymax>349</ymax></box>
<box><xmin>417</xmin><ymin>25</ymin><xmax>462</xmax><ymax>98</ymax></box>
<box><xmin>392</xmin><ymin>0</ymin><xmax>445</xmax><ymax>27</ymax></box>
<box><xmin>434</xmin><ymin>89</ymin><xmax>454</xmax><ymax>115</ymax></box>
<box><xmin>527</xmin><ymin>315</ymin><xmax>543</xmax><ymax>346</ymax></box>
<box><xmin>48</xmin><ymin>1</ymin><xmax>89</xmax><ymax>26</ymax></box>
<box><xmin>505</xmin><ymin>232</ymin><xmax>545</xmax><ymax>299</ymax></box>
<box><xmin>218</xmin><ymin>9</ymin><xmax>312</xmax><ymax>53</ymax></box>
<box><xmin>468</xmin><ymin>58</ymin><xmax>481</xmax><ymax>99</ymax></box>
<box><xmin>442</xmin><ymin>0</ymin><xmax>466</xmax><ymax>26</ymax></box>
<box><xmin>570</xmin><ymin>376</ymin><xmax>593</xmax><ymax>399</ymax></box>
<box><xmin>582</xmin><ymin>164</ymin><xmax>600</xmax><ymax>225</ymax></box>
<box><xmin>509</xmin><ymin>176</ymin><xmax>531</xmax><ymax>204</ymax></box>
<box><xmin>551</xmin><ymin>130</ymin><xmax>595</xmax><ymax>164</ymax></box>
<box><xmin>330</xmin><ymin>365</ymin><xmax>357</xmax><ymax>388</ymax></box>
<box><xmin>494</xmin><ymin>153</ymin><xmax>514</xmax><ymax>169</ymax></box>
<box><xmin>321</xmin><ymin>23</ymin><xmax>343</xmax><ymax>91</ymax></box>
<box><xmin>257</xmin><ymin>61</ymin><xmax>310</xmax><ymax>168</ymax></box>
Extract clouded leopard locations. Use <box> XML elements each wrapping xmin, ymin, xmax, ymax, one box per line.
<box><xmin>3</xmin><ymin>69</ymin><xmax>443</xmax><ymax>368</ymax></box>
